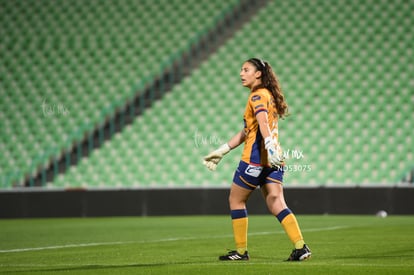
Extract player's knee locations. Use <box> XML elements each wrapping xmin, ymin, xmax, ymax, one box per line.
<box><xmin>266</xmin><ymin>193</ymin><xmax>285</xmax><ymax>214</ymax></box>
<box><xmin>229</xmin><ymin>194</ymin><xmax>246</xmax><ymax>209</ymax></box>
<box><xmin>228</xmin><ymin>194</ymin><xmax>233</xmax><ymax>205</ymax></box>
<box><xmin>266</xmin><ymin>192</ymin><xmax>279</xmax><ymax>203</ymax></box>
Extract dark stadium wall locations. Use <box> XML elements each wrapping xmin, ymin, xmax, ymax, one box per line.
<box><xmin>1</xmin><ymin>187</ymin><xmax>413</xmax><ymax>218</ymax></box>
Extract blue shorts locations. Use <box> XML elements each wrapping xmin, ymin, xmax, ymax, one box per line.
<box><xmin>232</xmin><ymin>161</ymin><xmax>284</xmax><ymax>190</ymax></box>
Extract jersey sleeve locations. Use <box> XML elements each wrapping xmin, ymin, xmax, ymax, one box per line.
<box><xmin>248</xmin><ymin>89</ymin><xmax>269</xmax><ymax>116</ymax></box>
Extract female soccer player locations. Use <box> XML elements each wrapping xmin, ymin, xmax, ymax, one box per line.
<box><xmin>203</xmin><ymin>58</ymin><xmax>311</xmax><ymax>261</ymax></box>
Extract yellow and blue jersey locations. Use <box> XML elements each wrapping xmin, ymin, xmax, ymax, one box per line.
<box><xmin>241</xmin><ymin>88</ymin><xmax>282</xmax><ymax>166</ymax></box>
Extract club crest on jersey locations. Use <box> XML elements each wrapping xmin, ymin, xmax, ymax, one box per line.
<box><xmin>251</xmin><ymin>95</ymin><xmax>261</xmax><ymax>102</ymax></box>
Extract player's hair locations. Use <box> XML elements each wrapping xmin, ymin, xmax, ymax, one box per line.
<box><xmin>247</xmin><ymin>58</ymin><xmax>289</xmax><ymax>118</ymax></box>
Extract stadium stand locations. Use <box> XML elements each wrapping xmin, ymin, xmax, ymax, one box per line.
<box><xmin>1</xmin><ymin>0</ymin><xmax>413</xmax><ymax>188</ymax></box>
<box><xmin>0</xmin><ymin>0</ymin><xmax>241</xmax><ymax>187</ymax></box>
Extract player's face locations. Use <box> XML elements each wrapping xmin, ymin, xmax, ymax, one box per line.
<box><xmin>240</xmin><ymin>62</ymin><xmax>261</xmax><ymax>89</ymax></box>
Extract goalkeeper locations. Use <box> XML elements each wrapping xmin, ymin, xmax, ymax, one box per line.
<box><xmin>204</xmin><ymin>58</ymin><xmax>311</xmax><ymax>261</ymax></box>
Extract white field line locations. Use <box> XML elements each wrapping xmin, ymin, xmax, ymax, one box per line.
<box><xmin>0</xmin><ymin>241</ymin><xmax>131</xmax><ymax>253</ymax></box>
<box><xmin>0</xmin><ymin>225</ymin><xmax>349</xmax><ymax>254</ymax></box>
<box><xmin>2</xmin><ymin>262</ymin><xmax>412</xmax><ymax>269</ymax></box>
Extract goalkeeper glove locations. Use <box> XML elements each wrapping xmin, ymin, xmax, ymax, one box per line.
<box><xmin>203</xmin><ymin>143</ymin><xmax>231</xmax><ymax>171</ymax></box>
<box><xmin>264</xmin><ymin>137</ymin><xmax>284</xmax><ymax>169</ymax></box>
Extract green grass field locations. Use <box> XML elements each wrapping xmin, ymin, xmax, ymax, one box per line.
<box><xmin>0</xmin><ymin>215</ymin><xmax>413</xmax><ymax>274</ymax></box>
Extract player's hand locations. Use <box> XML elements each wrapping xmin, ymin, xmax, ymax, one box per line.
<box><xmin>264</xmin><ymin>137</ymin><xmax>284</xmax><ymax>169</ymax></box>
<box><xmin>203</xmin><ymin>143</ymin><xmax>231</xmax><ymax>171</ymax></box>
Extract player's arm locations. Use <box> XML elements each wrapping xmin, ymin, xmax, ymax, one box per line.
<box><xmin>228</xmin><ymin>129</ymin><xmax>246</xmax><ymax>149</ymax></box>
<box><xmin>203</xmin><ymin>130</ymin><xmax>245</xmax><ymax>171</ymax></box>
<box><xmin>256</xmin><ymin>112</ymin><xmax>284</xmax><ymax>168</ymax></box>
<box><xmin>256</xmin><ymin>112</ymin><xmax>271</xmax><ymax>140</ymax></box>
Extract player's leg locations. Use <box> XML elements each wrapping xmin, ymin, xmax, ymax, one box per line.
<box><xmin>219</xmin><ymin>162</ymin><xmax>258</xmax><ymax>261</ymax></box>
<box><xmin>261</xmin><ymin>172</ymin><xmax>311</xmax><ymax>261</ymax></box>
<box><xmin>219</xmin><ymin>183</ymin><xmax>252</xmax><ymax>260</ymax></box>
<box><xmin>229</xmin><ymin>182</ymin><xmax>253</xmax><ymax>253</ymax></box>
<box><xmin>261</xmin><ymin>183</ymin><xmax>304</xmax><ymax>246</ymax></box>
<box><xmin>260</xmin><ymin>180</ymin><xmax>287</xmax><ymax>215</ymax></box>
